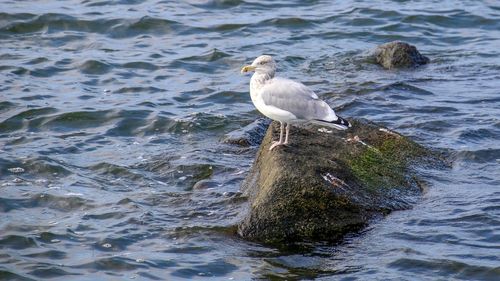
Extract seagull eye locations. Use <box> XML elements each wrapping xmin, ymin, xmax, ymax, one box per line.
<box><xmin>259</xmin><ymin>61</ymin><xmax>265</xmax><ymax>65</ymax></box>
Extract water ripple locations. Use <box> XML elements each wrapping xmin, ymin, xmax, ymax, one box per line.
<box><xmin>389</xmin><ymin>258</ymin><xmax>500</xmax><ymax>280</ymax></box>
<box><xmin>1</xmin><ymin>13</ymin><xmax>186</xmax><ymax>39</ymax></box>
<box><xmin>79</xmin><ymin>60</ymin><xmax>112</xmax><ymax>75</ymax></box>
<box><xmin>0</xmin><ymin>193</ymin><xmax>93</xmax><ymax>212</ymax></box>
<box><xmin>0</xmin><ymin>235</ymin><xmax>37</xmax><ymax>250</ymax></box>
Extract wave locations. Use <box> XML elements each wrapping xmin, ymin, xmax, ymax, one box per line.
<box><xmin>89</xmin><ymin>162</ymin><xmax>144</xmax><ymax>181</ymax></box>
<box><xmin>181</xmin><ymin>49</ymin><xmax>231</xmax><ymax>62</ymax></box>
<box><xmin>260</xmin><ymin>17</ymin><xmax>314</xmax><ymax>28</ymax></box>
<box><xmin>0</xmin><ymin>107</ymin><xmax>57</xmax><ymax>133</ymax></box>
<box><xmin>0</xmin><ymin>193</ymin><xmax>92</xmax><ymax>213</ymax></box>
<box><xmin>389</xmin><ymin>258</ymin><xmax>500</xmax><ymax>280</ymax></box>
<box><xmin>0</xmin><ymin>13</ymin><xmax>185</xmax><ymax>38</ymax></box>
<box><xmin>453</xmin><ymin>148</ymin><xmax>500</xmax><ymax>164</ymax></box>
<box><xmin>79</xmin><ymin>59</ymin><xmax>112</xmax><ymax>75</ymax></box>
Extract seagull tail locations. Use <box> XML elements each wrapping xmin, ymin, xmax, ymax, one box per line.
<box><xmin>312</xmin><ymin>116</ymin><xmax>351</xmax><ymax>130</ymax></box>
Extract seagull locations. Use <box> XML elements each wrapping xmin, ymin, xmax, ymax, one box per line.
<box><xmin>241</xmin><ymin>55</ymin><xmax>351</xmax><ymax>150</ymax></box>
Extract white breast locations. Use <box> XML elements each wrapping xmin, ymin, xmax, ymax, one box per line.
<box><xmin>249</xmin><ymin>74</ymin><xmax>297</xmax><ymax>123</ymax></box>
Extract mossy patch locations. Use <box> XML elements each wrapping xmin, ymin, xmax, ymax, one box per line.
<box><xmin>347</xmin><ymin>136</ymin><xmax>425</xmax><ymax>192</ymax></box>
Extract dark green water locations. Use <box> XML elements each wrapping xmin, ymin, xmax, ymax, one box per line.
<box><xmin>1</xmin><ymin>0</ymin><xmax>499</xmax><ymax>280</ymax></box>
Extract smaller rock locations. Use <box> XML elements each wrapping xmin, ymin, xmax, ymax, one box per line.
<box><xmin>223</xmin><ymin>118</ymin><xmax>271</xmax><ymax>147</ymax></box>
<box><xmin>374</xmin><ymin>41</ymin><xmax>429</xmax><ymax>69</ymax></box>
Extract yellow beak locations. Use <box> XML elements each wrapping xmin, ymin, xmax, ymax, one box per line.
<box><xmin>241</xmin><ymin>65</ymin><xmax>256</xmax><ymax>73</ymax></box>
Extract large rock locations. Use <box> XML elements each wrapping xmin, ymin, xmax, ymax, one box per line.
<box><xmin>238</xmin><ymin>119</ymin><xmax>436</xmax><ymax>244</ymax></box>
<box><xmin>374</xmin><ymin>41</ymin><xmax>429</xmax><ymax>69</ymax></box>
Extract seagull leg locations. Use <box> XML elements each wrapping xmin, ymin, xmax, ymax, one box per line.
<box><xmin>269</xmin><ymin>121</ymin><xmax>284</xmax><ymax>150</ymax></box>
<box><xmin>284</xmin><ymin>123</ymin><xmax>290</xmax><ymax>145</ymax></box>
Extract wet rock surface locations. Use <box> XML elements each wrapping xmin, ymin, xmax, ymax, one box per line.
<box><xmin>374</xmin><ymin>41</ymin><xmax>430</xmax><ymax>69</ymax></box>
<box><xmin>238</xmin><ymin>119</ymin><xmax>438</xmax><ymax>244</ymax></box>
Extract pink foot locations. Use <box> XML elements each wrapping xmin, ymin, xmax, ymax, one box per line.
<box><xmin>269</xmin><ymin>141</ymin><xmax>285</xmax><ymax>151</ymax></box>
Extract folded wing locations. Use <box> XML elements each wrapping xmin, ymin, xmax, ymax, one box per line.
<box><xmin>260</xmin><ymin>77</ymin><xmax>338</xmax><ymax>122</ymax></box>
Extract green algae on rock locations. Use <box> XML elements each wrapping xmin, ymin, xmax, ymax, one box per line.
<box><xmin>238</xmin><ymin>119</ymin><xmax>433</xmax><ymax>244</ymax></box>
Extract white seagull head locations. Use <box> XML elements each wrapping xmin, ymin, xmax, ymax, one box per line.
<box><xmin>241</xmin><ymin>55</ymin><xmax>276</xmax><ymax>77</ymax></box>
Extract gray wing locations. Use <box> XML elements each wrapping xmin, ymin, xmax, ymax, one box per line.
<box><xmin>260</xmin><ymin>77</ymin><xmax>336</xmax><ymax>121</ymax></box>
